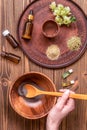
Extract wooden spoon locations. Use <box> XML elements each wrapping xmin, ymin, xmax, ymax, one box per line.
<box><xmin>23</xmin><ymin>84</ymin><xmax>87</xmax><ymax>100</ymax></box>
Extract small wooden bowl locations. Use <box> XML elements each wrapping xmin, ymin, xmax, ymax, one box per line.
<box><xmin>42</xmin><ymin>19</ymin><xmax>59</xmax><ymax>38</ymax></box>
<box><xmin>9</xmin><ymin>72</ymin><xmax>56</xmax><ymax>119</ymax></box>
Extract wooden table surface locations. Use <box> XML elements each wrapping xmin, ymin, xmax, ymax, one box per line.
<box><xmin>0</xmin><ymin>0</ymin><xmax>87</xmax><ymax>130</ymax></box>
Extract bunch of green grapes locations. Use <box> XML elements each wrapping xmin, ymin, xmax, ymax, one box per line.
<box><xmin>49</xmin><ymin>2</ymin><xmax>76</xmax><ymax>26</ymax></box>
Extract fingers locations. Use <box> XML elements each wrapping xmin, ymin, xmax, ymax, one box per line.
<box><xmin>62</xmin><ymin>98</ymin><xmax>75</xmax><ymax>115</ymax></box>
<box><xmin>64</xmin><ymin>94</ymin><xmax>75</xmax><ymax>111</ymax></box>
<box><xmin>59</xmin><ymin>89</ymin><xmax>75</xmax><ymax>110</ymax></box>
<box><xmin>56</xmin><ymin>90</ymin><xmax>70</xmax><ymax>110</ymax></box>
<box><xmin>59</xmin><ymin>89</ymin><xmax>75</xmax><ymax>94</ymax></box>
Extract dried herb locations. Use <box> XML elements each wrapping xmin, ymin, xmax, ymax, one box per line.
<box><xmin>67</xmin><ymin>36</ymin><xmax>82</xmax><ymax>51</ymax></box>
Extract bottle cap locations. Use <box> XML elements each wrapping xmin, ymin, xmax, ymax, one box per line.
<box><xmin>70</xmin><ymin>80</ymin><xmax>75</xmax><ymax>84</ymax></box>
<box><xmin>69</xmin><ymin>69</ymin><xmax>73</xmax><ymax>73</ymax></box>
<box><xmin>28</xmin><ymin>10</ymin><xmax>34</xmax><ymax>20</ymax></box>
<box><xmin>2</xmin><ymin>30</ymin><xmax>10</xmax><ymax>36</ymax></box>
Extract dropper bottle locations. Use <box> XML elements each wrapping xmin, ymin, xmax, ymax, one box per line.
<box><xmin>22</xmin><ymin>10</ymin><xmax>34</xmax><ymax>40</ymax></box>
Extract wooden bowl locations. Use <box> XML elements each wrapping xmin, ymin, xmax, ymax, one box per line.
<box><xmin>9</xmin><ymin>72</ymin><xmax>56</xmax><ymax>119</ymax></box>
<box><xmin>42</xmin><ymin>19</ymin><xmax>59</xmax><ymax>38</ymax></box>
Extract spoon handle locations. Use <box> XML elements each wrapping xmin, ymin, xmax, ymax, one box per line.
<box><xmin>69</xmin><ymin>93</ymin><xmax>87</xmax><ymax>100</ymax></box>
<box><xmin>42</xmin><ymin>91</ymin><xmax>87</xmax><ymax>100</ymax></box>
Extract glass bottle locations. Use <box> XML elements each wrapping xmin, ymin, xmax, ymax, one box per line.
<box><xmin>62</xmin><ymin>69</ymin><xmax>73</xmax><ymax>79</ymax></box>
<box><xmin>1</xmin><ymin>51</ymin><xmax>21</xmax><ymax>64</ymax></box>
<box><xmin>22</xmin><ymin>10</ymin><xmax>34</xmax><ymax>40</ymax></box>
<box><xmin>62</xmin><ymin>80</ymin><xmax>75</xmax><ymax>87</ymax></box>
<box><xmin>2</xmin><ymin>30</ymin><xmax>19</xmax><ymax>48</ymax></box>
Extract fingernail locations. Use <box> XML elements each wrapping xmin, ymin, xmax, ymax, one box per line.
<box><xmin>59</xmin><ymin>89</ymin><xmax>64</xmax><ymax>91</ymax></box>
<box><xmin>65</xmin><ymin>89</ymin><xmax>70</xmax><ymax>94</ymax></box>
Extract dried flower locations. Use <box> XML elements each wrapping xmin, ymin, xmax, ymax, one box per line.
<box><xmin>49</xmin><ymin>2</ymin><xmax>76</xmax><ymax>26</ymax></box>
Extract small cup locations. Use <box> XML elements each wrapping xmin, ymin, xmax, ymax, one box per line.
<box><xmin>42</xmin><ymin>19</ymin><xmax>59</xmax><ymax>38</ymax></box>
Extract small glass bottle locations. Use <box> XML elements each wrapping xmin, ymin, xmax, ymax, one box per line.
<box><xmin>2</xmin><ymin>30</ymin><xmax>19</xmax><ymax>48</ymax></box>
<box><xmin>62</xmin><ymin>80</ymin><xmax>75</xmax><ymax>87</ymax></box>
<box><xmin>1</xmin><ymin>51</ymin><xmax>21</xmax><ymax>64</ymax></box>
<box><xmin>62</xmin><ymin>69</ymin><xmax>73</xmax><ymax>79</ymax></box>
<box><xmin>22</xmin><ymin>10</ymin><xmax>34</xmax><ymax>40</ymax></box>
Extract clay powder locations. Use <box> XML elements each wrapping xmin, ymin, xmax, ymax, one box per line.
<box><xmin>46</xmin><ymin>45</ymin><xmax>60</xmax><ymax>60</ymax></box>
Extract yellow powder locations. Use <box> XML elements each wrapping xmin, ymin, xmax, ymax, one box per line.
<box><xmin>46</xmin><ymin>45</ymin><xmax>60</xmax><ymax>60</ymax></box>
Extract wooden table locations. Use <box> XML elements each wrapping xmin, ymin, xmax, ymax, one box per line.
<box><xmin>0</xmin><ymin>0</ymin><xmax>87</xmax><ymax>130</ymax></box>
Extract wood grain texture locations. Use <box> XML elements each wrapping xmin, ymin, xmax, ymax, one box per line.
<box><xmin>0</xmin><ymin>0</ymin><xmax>87</xmax><ymax>130</ymax></box>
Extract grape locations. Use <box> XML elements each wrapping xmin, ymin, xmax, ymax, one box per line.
<box><xmin>49</xmin><ymin>2</ymin><xmax>76</xmax><ymax>26</ymax></box>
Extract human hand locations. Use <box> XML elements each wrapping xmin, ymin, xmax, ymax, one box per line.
<box><xmin>46</xmin><ymin>89</ymin><xmax>75</xmax><ymax>130</ymax></box>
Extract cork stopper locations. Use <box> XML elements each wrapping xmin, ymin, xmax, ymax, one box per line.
<box><xmin>2</xmin><ymin>30</ymin><xmax>10</xmax><ymax>36</ymax></box>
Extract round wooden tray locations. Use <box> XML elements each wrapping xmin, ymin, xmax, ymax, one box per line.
<box><xmin>17</xmin><ymin>0</ymin><xmax>87</xmax><ymax>68</ymax></box>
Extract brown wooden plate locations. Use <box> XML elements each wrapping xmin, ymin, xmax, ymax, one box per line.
<box><xmin>17</xmin><ymin>0</ymin><xmax>87</xmax><ymax>68</ymax></box>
